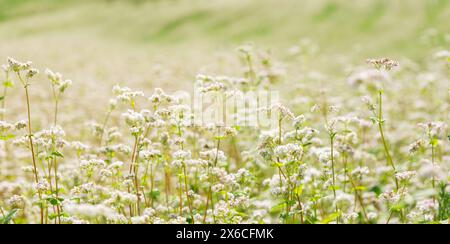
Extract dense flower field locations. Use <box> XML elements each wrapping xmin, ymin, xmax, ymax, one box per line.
<box><xmin>0</xmin><ymin>0</ymin><xmax>449</xmax><ymax>225</ymax></box>
<box><xmin>0</xmin><ymin>45</ymin><xmax>448</xmax><ymax>224</ymax></box>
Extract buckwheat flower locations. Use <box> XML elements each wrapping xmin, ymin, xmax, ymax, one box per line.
<box><xmin>272</xmin><ymin>103</ymin><xmax>294</xmax><ymax>119</ymax></box>
<box><xmin>108</xmin><ymin>161</ymin><xmax>124</xmax><ymax>170</ymax></box>
<box><xmin>26</xmin><ymin>68</ymin><xmax>39</xmax><ymax>79</ymax></box>
<box><xmin>80</xmin><ymin>159</ymin><xmax>106</xmax><ymax>172</ymax></box>
<box><xmin>141</xmin><ymin>149</ymin><xmax>161</xmax><ymax>161</ymax></box>
<box><xmin>172</xmin><ymin>149</ymin><xmax>191</xmax><ymax>160</ymax></box>
<box><xmin>433</xmin><ymin>50</ymin><xmax>450</xmax><ymax>59</ymax></box>
<box><xmin>334</xmin><ymin>190</ymin><xmax>354</xmax><ymax>207</ymax></box>
<box><xmin>325</xmin><ymin>118</ymin><xmax>338</xmax><ymax>135</ymax></box>
<box><xmin>199</xmin><ymin>81</ymin><xmax>226</xmax><ymax>93</ymax></box>
<box><xmin>367</xmin><ymin>212</ymin><xmax>378</xmax><ymax>220</ymax></box>
<box><xmin>310</xmin><ymin>104</ymin><xmax>320</xmax><ymax>112</ymax></box>
<box><xmin>417</xmin><ymin>199</ymin><xmax>437</xmax><ymax>213</ymax></box>
<box><xmin>131</xmin><ymin>215</ymin><xmax>149</xmax><ymax>224</ymax></box>
<box><xmin>106</xmin><ymin>214</ymin><xmax>128</xmax><ymax>224</ymax></box>
<box><xmin>107</xmin><ymin>190</ymin><xmax>137</xmax><ymax>205</ymax></box>
<box><xmin>351</xmin><ymin>166</ymin><xmax>370</xmax><ymax>177</ymax></box>
<box><xmin>361</xmin><ymin>96</ymin><xmax>376</xmax><ymax>112</ymax></box>
<box><xmin>65</xmin><ymin>203</ymin><xmax>115</xmax><ymax>219</ymax></box>
<box><xmin>1</xmin><ymin>64</ymin><xmax>10</xmax><ymax>73</ymax></box>
<box><xmin>171</xmin><ymin>160</ymin><xmax>183</xmax><ymax>169</ymax></box>
<box><xmin>71</xmin><ymin>141</ymin><xmax>89</xmax><ymax>152</ymax></box>
<box><xmin>112</xmin><ymin>85</ymin><xmax>131</xmax><ymax>95</ymax></box>
<box><xmin>122</xmin><ymin>109</ymin><xmax>145</xmax><ymax>127</ymax></box>
<box><xmin>7</xmin><ymin>57</ymin><xmax>32</xmax><ymax>72</ymax></box>
<box><xmin>100</xmin><ymin>169</ymin><xmax>113</xmax><ymax>178</ymax></box>
<box><xmin>8</xmin><ymin>195</ymin><xmax>25</xmax><ymax>209</ymax></box>
<box><xmin>348</xmin><ymin>69</ymin><xmax>390</xmax><ymax>87</ymax></box>
<box><xmin>33</xmin><ymin>179</ymin><xmax>50</xmax><ymax>192</ymax></box>
<box><xmin>342</xmin><ymin>212</ymin><xmax>359</xmax><ymax>223</ymax></box>
<box><xmin>0</xmin><ymin>121</ymin><xmax>13</xmax><ymax>131</ymax></box>
<box><xmin>252</xmin><ymin>209</ymin><xmax>268</xmax><ymax>219</ymax></box>
<box><xmin>58</xmin><ymin>79</ymin><xmax>72</xmax><ymax>92</ymax></box>
<box><xmin>141</xmin><ymin>208</ymin><xmax>156</xmax><ymax>218</ymax></box>
<box><xmin>87</xmin><ymin>121</ymin><xmax>103</xmax><ymax>137</ymax></box>
<box><xmin>418</xmin><ymin>163</ymin><xmax>445</xmax><ymax>181</ymax></box>
<box><xmin>395</xmin><ymin>170</ymin><xmax>416</xmax><ymax>182</ymax></box>
<box><xmin>200</xmin><ymin>149</ymin><xmax>227</xmax><ymax>162</ymax></box>
<box><xmin>358</xmin><ymin>118</ymin><xmax>372</xmax><ymax>128</ymax></box>
<box><xmin>108</xmin><ymin>98</ymin><xmax>118</xmax><ymax>111</ymax></box>
<box><xmin>379</xmin><ymin>190</ymin><xmax>401</xmax><ymax>203</ymax></box>
<box><xmin>60</xmin><ymin>216</ymin><xmax>90</xmax><ymax>224</ymax></box>
<box><xmin>418</xmin><ymin>121</ymin><xmax>447</xmax><ymax>138</ymax></box>
<box><xmin>236</xmin><ymin>168</ymin><xmax>252</xmax><ymax>179</ymax></box>
<box><xmin>211</xmin><ymin>183</ymin><xmax>225</xmax><ymax>193</ymax></box>
<box><xmin>45</xmin><ymin>68</ymin><xmax>62</xmax><ymax>84</ymax></box>
<box><xmin>292</xmin><ymin>114</ymin><xmax>305</xmax><ymax>129</ymax></box>
<box><xmin>223</xmin><ymin>127</ymin><xmax>238</xmax><ymax>137</ymax></box>
<box><xmin>274</xmin><ymin>143</ymin><xmax>303</xmax><ymax>159</ymax></box>
<box><xmin>185</xmin><ymin>159</ymin><xmax>208</xmax><ymax>168</ymax></box>
<box><xmin>366</xmin><ymin>58</ymin><xmax>399</xmax><ymax>71</ymax></box>
<box><xmin>408</xmin><ymin>139</ymin><xmax>425</xmax><ymax>154</ymax></box>
<box><xmin>112</xmin><ymin>144</ymin><xmax>131</xmax><ymax>154</ymax></box>
<box><xmin>22</xmin><ymin>166</ymin><xmax>34</xmax><ymax>173</ymax></box>
<box><xmin>14</xmin><ymin>120</ymin><xmax>27</xmax><ymax>130</ymax></box>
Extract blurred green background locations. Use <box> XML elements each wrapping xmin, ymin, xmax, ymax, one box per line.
<box><xmin>0</xmin><ymin>0</ymin><xmax>448</xmax><ymax>86</ymax></box>
<box><xmin>1</xmin><ymin>0</ymin><xmax>448</xmax><ymax>51</ymax></box>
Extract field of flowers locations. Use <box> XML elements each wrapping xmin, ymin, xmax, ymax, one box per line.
<box><xmin>0</xmin><ymin>0</ymin><xmax>449</xmax><ymax>224</ymax></box>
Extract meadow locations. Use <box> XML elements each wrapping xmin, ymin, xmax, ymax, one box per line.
<box><xmin>0</xmin><ymin>0</ymin><xmax>449</xmax><ymax>224</ymax></box>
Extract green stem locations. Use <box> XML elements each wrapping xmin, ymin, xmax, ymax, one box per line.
<box><xmin>377</xmin><ymin>91</ymin><xmax>399</xmax><ymax>190</ymax></box>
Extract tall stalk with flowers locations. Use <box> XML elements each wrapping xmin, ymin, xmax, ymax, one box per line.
<box><xmin>6</xmin><ymin>57</ymin><xmax>43</xmax><ymax>223</ymax></box>
<box><xmin>365</xmin><ymin>58</ymin><xmax>400</xmax><ymax>190</ymax></box>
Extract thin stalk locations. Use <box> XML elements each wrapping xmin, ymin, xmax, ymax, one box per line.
<box><xmin>99</xmin><ymin>110</ymin><xmax>112</xmax><ymax>146</ymax></box>
<box><xmin>347</xmin><ymin>173</ymin><xmax>369</xmax><ymax>223</ymax></box>
<box><xmin>330</xmin><ymin>135</ymin><xmax>336</xmax><ymax>198</ymax></box>
<box><xmin>134</xmin><ymin>146</ymin><xmax>141</xmax><ymax>216</ymax></box>
<box><xmin>127</xmin><ymin>136</ymin><xmax>139</xmax><ymax>217</ymax></box>
<box><xmin>203</xmin><ymin>127</ymin><xmax>221</xmax><ymax>223</ymax></box>
<box><xmin>19</xmin><ymin>74</ymin><xmax>43</xmax><ymax>224</ymax></box>
<box><xmin>377</xmin><ymin>91</ymin><xmax>399</xmax><ymax>190</ymax></box>
<box><xmin>178</xmin><ymin>175</ymin><xmax>183</xmax><ymax>218</ymax></box>
<box><xmin>0</xmin><ymin>83</ymin><xmax>7</xmax><ymax>121</ymax></box>
<box><xmin>183</xmin><ymin>165</ymin><xmax>194</xmax><ymax>224</ymax></box>
<box><xmin>430</xmin><ymin>136</ymin><xmax>437</xmax><ymax>221</ymax></box>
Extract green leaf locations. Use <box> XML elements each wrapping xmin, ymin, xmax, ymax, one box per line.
<box><xmin>294</xmin><ymin>185</ymin><xmax>303</xmax><ymax>196</ymax></box>
<box><xmin>186</xmin><ymin>216</ymin><xmax>193</xmax><ymax>224</ymax></box>
<box><xmin>49</xmin><ymin>212</ymin><xmax>68</xmax><ymax>220</ymax></box>
<box><xmin>51</xmin><ymin>151</ymin><xmax>64</xmax><ymax>158</ymax></box>
<box><xmin>3</xmin><ymin>80</ymin><xmax>13</xmax><ymax>88</ymax></box>
<box><xmin>46</xmin><ymin>197</ymin><xmax>63</xmax><ymax>206</ymax></box>
<box><xmin>270</xmin><ymin>202</ymin><xmax>286</xmax><ymax>213</ymax></box>
<box><xmin>0</xmin><ymin>96</ymin><xmax>3</xmax><ymax>101</ymax></box>
<box><xmin>369</xmin><ymin>185</ymin><xmax>382</xmax><ymax>196</ymax></box>
<box><xmin>390</xmin><ymin>203</ymin><xmax>406</xmax><ymax>212</ymax></box>
<box><xmin>431</xmin><ymin>138</ymin><xmax>438</xmax><ymax>147</ymax></box>
<box><xmin>0</xmin><ymin>134</ymin><xmax>15</xmax><ymax>141</ymax></box>
<box><xmin>272</xmin><ymin>162</ymin><xmax>284</xmax><ymax>167</ymax></box>
<box><xmin>354</xmin><ymin>186</ymin><xmax>366</xmax><ymax>191</ymax></box>
<box><xmin>1</xmin><ymin>209</ymin><xmax>18</xmax><ymax>224</ymax></box>
<box><xmin>149</xmin><ymin>190</ymin><xmax>160</xmax><ymax>200</ymax></box>
<box><xmin>321</xmin><ymin>212</ymin><xmax>341</xmax><ymax>224</ymax></box>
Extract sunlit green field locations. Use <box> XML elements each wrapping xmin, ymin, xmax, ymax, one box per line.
<box><xmin>0</xmin><ymin>0</ymin><xmax>449</xmax><ymax>224</ymax></box>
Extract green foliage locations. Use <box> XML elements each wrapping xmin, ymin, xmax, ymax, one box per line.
<box><xmin>1</xmin><ymin>209</ymin><xmax>18</xmax><ymax>224</ymax></box>
<box><xmin>438</xmin><ymin>183</ymin><xmax>449</xmax><ymax>221</ymax></box>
